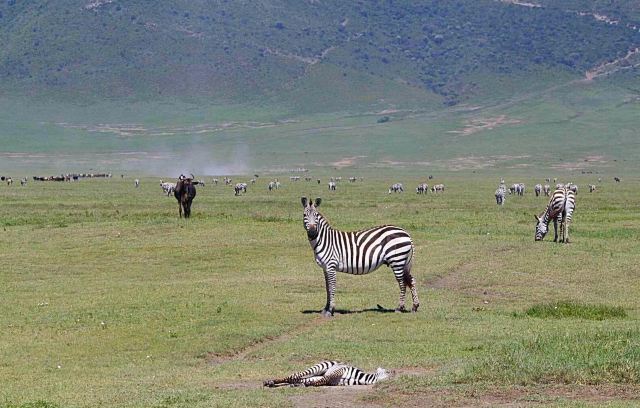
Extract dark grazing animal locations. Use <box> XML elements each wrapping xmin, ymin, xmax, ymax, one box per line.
<box><xmin>264</xmin><ymin>361</ymin><xmax>390</xmax><ymax>387</ymax></box>
<box><xmin>174</xmin><ymin>175</ymin><xmax>197</xmax><ymax>218</ymax></box>
<box><xmin>301</xmin><ymin>197</ymin><xmax>419</xmax><ymax>317</ymax></box>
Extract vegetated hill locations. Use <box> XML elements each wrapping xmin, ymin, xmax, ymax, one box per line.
<box><xmin>1</xmin><ymin>0</ymin><xmax>639</xmax><ymax>110</ymax></box>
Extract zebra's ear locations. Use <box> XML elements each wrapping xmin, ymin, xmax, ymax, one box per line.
<box><xmin>301</xmin><ymin>197</ymin><xmax>308</xmax><ymax>207</ymax></box>
<box><xmin>314</xmin><ymin>198</ymin><xmax>322</xmax><ymax>207</ymax></box>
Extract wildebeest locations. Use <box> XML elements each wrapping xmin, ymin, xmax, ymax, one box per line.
<box><xmin>174</xmin><ymin>175</ymin><xmax>197</xmax><ymax>218</ymax></box>
<box><xmin>614</xmin><ymin>177</ymin><xmax>621</xmax><ymax>183</ymax></box>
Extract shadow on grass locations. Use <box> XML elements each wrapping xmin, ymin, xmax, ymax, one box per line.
<box><xmin>302</xmin><ymin>304</ymin><xmax>401</xmax><ymax>315</ymax></box>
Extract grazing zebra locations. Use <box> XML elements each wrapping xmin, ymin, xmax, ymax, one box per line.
<box><xmin>328</xmin><ymin>181</ymin><xmax>337</xmax><ymax>191</ymax></box>
<box><xmin>534</xmin><ymin>184</ymin><xmax>542</xmax><ymax>197</ymax></box>
<box><xmin>234</xmin><ymin>183</ymin><xmax>247</xmax><ymax>196</ymax></box>
<box><xmin>212</xmin><ymin>178</ymin><xmax>219</xmax><ymax>185</ymax></box>
<box><xmin>301</xmin><ymin>197</ymin><xmax>419</xmax><ymax>316</ymax></box>
<box><xmin>416</xmin><ymin>183</ymin><xmax>428</xmax><ymax>194</ymax></box>
<box><xmin>160</xmin><ymin>180</ymin><xmax>176</xmax><ymax>195</ymax></box>
<box><xmin>543</xmin><ymin>184</ymin><xmax>551</xmax><ymax>196</ymax></box>
<box><xmin>431</xmin><ymin>184</ymin><xmax>445</xmax><ymax>193</ymax></box>
<box><xmin>589</xmin><ymin>184</ymin><xmax>597</xmax><ymax>193</ymax></box>
<box><xmin>388</xmin><ymin>183</ymin><xmax>404</xmax><ymax>193</ymax></box>
<box><xmin>349</xmin><ymin>177</ymin><xmax>357</xmax><ymax>183</ymax></box>
<box><xmin>264</xmin><ymin>361</ymin><xmax>390</xmax><ymax>387</ymax></box>
<box><xmin>134</xmin><ymin>179</ymin><xmax>140</xmax><ymax>188</ymax></box>
<box><xmin>20</xmin><ymin>177</ymin><xmax>27</xmax><ymax>186</ymax></box>
<box><xmin>534</xmin><ymin>187</ymin><xmax>576</xmax><ymax>243</ymax></box>
<box><xmin>6</xmin><ymin>177</ymin><xmax>12</xmax><ymax>185</ymax></box>
<box><xmin>495</xmin><ymin>185</ymin><xmax>506</xmax><ymax>205</ymax></box>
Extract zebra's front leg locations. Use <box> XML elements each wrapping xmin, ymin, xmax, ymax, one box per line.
<box><xmin>322</xmin><ymin>266</ymin><xmax>337</xmax><ymax>317</ymax></box>
<box><xmin>552</xmin><ymin>218</ymin><xmax>559</xmax><ymax>242</ymax></box>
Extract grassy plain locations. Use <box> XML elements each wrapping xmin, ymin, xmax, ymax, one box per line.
<box><xmin>1</xmin><ymin>173</ymin><xmax>638</xmax><ymax>407</ymax></box>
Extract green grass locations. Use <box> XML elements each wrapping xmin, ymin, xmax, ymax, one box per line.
<box><xmin>1</xmin><ymin>173</ymin><xmax>639</xmax><ymax>407</ymax></box>
<box><xmin>520</xmin><ymin>302</ymin><xmax>627</xmax><ymax>320</ymax></box>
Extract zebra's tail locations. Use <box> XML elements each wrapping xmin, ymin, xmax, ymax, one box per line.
<box><xmin>402</xmin><ymin>243</ymin><xmax>415</xmax><ymax>284</ymax></box>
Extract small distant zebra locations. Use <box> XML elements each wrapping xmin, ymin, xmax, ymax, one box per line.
<box><xmin>432</xmin><ymin>184</ymin><xmax>445</xmax><ymax>193</ymax></box>
<box><xmin>348</xmin><ymin>177</ymin><xmax>357</xmax><ymax>183</ymax></box>
<box><xmin>317</xmin><ymin>179</ymin><xmax>321</xmax><ymax>184</ymax></box>
<box><xmin>416</xmin><ymin>183</ymin><xmax>428</xmax><ymax>194</ymax></box>
<box><xmin>134</xmin><ymin>179</ymin><xmax>139</xmax><ymax>188</ymax></box>
<box><xmin>328</xmin><ymin>181</ymin><xmax>337</xmax><ymax>191</ymax></box>
<box><xmin>250</xmin><ymin>178</ymin><xmax>256</xmax><ymax>184</ymax></box>
<box><xmin>614</xmin><ymin>177</ymin><xmax>621</xmax><ymax>183</ymax></box>
<box><xmin>290</xmin><ymin>176</ymin><xmax>301</xmax><ymax>182</ymax></box>
<box><xmin>543</xmin><ymin>184</ymin><xmax>551</xmax><ymax>196</ymax></box>
<box><xmin>495</xmin><ymin>185</ymin><xmax>506</xmax><ymax>205</ymax></box>
<box><xmin>160</xmin><ymin>180</ymin><xmax>176</xmax><ymax>195</ymax></box>
<box><xmin>234</xmin><ymin>183</ymin><xmax>247</xmax><ymax>196</ymax></box>
<box><xmin>556</xmin><ymin>183</ymin><xmax>564</xmax><ymax>189</ymax></box>
<box><xmin>589</xmin><ymin>184</ymin><xmax>596</xmax><ymax>192</ymax></box>
<box><xmin>534</xmin><ymin>184</ymin><xmax>542</xmax><ymax>197</ymax></box>
<box><xmin>545</xmin><ymin>177</ymin><xmax>551</xmax><ymax>182</ymax></box>
<box><xmin>301</xmin><ymin>197</ymin><xmax>419</xmax><ymax>316</ymax></box>
<box><xmin>264</xmin><ymin>361</ymin><xmax>390</xmax><ymax>387</ymax></box>
<box><xmin>6</xmin><ymin>177</ymin><xmax>12</xmax><ymax>185</ymax></box>
<box><xmin>212</xmin><ymin>178</ymin><xmax>219</xmax><ymax>185</ymax></box>
<box><xmin>224</xmin><ymin>177</ymin><xmax>232</xmax><ymax>185</ymax></box>
<box><xmin>567</xmin><ymin>183</ymin><xmax>578</xmax><ymax>195</ymax></box>
<box><xmin>20</xmin><ymin>177</ymin><xmax>27</xmax><ymax>186</ymax></box>
<box><xmin>388</xmin><ymin>183</ymin><xmax>403</xmax><ymax>193</ymax></box>
<box><xmin>305</xmin><ymin>177</ymin><xmax>312</xmax><ymax>182</ymax></box>
<box><xmin>535</xmin><ymin>187</ymin><xmax>576</xmax><ymax>243</ymax></box>
<box><xmin>598</xmin><ymin>177</ymin><xmax>602</xmax><ymax>183</ymax></box>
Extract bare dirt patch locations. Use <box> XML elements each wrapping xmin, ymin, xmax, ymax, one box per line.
<box><xmin>447</xmin><ymin>115</ymin><xmax>523</xmax><ymax>136</ymax></box>
<box><xmin>331</xmin><ymin>156</ymin><xmax>367</xmax><ymax>168</ymax></box>
<box><xmin>289</xmin><ymin>385</ymin><xmax>383</xmax><ymax>408</ymax></box>
<box><xmin>551</xmin><ymin>155</ymin><xmax>609</xmax><ymax>171</ymax></box>
<box><xmin>439</xmin><ymin>155</ymin><xmax>530</xmax><ymax>171</ymax></box>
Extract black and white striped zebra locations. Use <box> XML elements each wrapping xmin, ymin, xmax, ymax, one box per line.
<box><xmin>234</xmin><ymin>183</ymin><xmax>247</xmax><ymax>196</ymax></box>
<box><xmin>534</xmin><ymin>184</ymin><xmax>542</xmax><ymax>197</ymax></box>
<box><xmin>264</xmin><ymin>361</ymin><xmax>390</xmax><ymax>387</ymax></box>
<box><xmin>495</xmin><ymin>185</ymin><xmax>506</xmax><ymax>205</ymax></box>
<box><xmin>328</xmin><ymin>181</ymin><xmax>337</xmax><ymax>191</ymax></box>
<box><xmin>301</xmin><ymin>197</ymin><xmax>419</xmax><ymax>316</ymax></box>
<box><xmin>543</xmin><ymin>184</ymin><xmax>551</xmax><ymax>196</ymax></box>
<box><xmin>589</xmin><ymin>184</ymin><xmax>597</xmax><ymax>193</ymax></box>
<box><xmin>535</xmin><ymin>187</ymin><xmax>576</xmax><ymax>243</ymax></box>
<box><xmin>416</xmin><ymin>183</ymin><xmax>428</xmax><ymax>194</ymax></box>
<box><xmin>388</xmin><ymin>183</ymin><xmax>403</xmax><ymax>193</ymax></box>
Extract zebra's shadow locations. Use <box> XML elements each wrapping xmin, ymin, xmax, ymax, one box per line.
<box><xmin>301</xmin><ymin>304</ymin><xmax>401</xmax><ymax>315</ymax></box>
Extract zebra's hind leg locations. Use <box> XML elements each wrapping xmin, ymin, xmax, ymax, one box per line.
<box><xmin>392</xmin><ymin>265</ymin><xmax>408</xmax><ymax>312</ymax></box>
<box><xmin>264</xmin><ymin>361</ymin><xmax>333</xmax><ymax>387</ymax></box>
<box><xmin>406</xmin><ymin>274</ymin><xmax>420</xmax><ymax>312</ymax></box>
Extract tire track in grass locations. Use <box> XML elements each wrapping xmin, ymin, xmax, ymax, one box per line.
<box><xmin>206</xmin><ymin>315</ymin><xmax>327</xmax><ymax>365</ymax></box>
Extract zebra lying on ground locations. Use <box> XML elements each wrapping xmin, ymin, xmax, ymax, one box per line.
<box><xmin>301</xmin><ymin>197</ymin><xmax>419</xmax><ymax>316</ymax></box>
<box><xmin>264</xmin><ymin>361</ymin><xmax>390</xmax><ymax>387</ymax></box>
<box><xmin>535</xmin><ymin>187</ymin><xmax>576</xmax><ymax>243</ymax></box>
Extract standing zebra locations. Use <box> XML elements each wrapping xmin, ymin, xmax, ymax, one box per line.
<box><xmin>388</xmin><ymin>183</ymin><xmax>403</xmax><ymax>193</ymax></box>
<box><xmin>589</xmin><ymin>184</ymin><xmax>597</xmax><ymax>192</ymax></box>
<box><xmin>301</xmin><ymin>197</ymin><xmax>419</xmax><ymax>316</ymax></box>
<box><xmin>134</xmin><ymin>179</ymin><xmax>140</xmax><ymax>188</ymax></box>
<box><xmin>534</xmin><ymin>187</ymin><xmax>576</xmax><ymax>243</ymax></box>
<box><xmin>328</xmin><ymin>181</ymin><xmax>337</xmax><ymax>191</ymax></box>
<box><xmin>416</xmin><ymin>183</ymin><xmax>428</xmax><ymax>194</ymax></box>
<box><xmin>495</xmin><ymin>185</ymin><xmax>506</xmax><ymax>205</ymax></box>
<box><xmin>543</xmin><ymin>184</ymin><xmax>551</xmax><ymax>196</ymax></box>
<box><xmin>534</xmin><ymin>184</ymin><xmax>542</xmax><ymax>197</ymax></box>
<box><xmin>264</xmin><ymin>361</ymin><xmax>390</xmax><ymax>387</ymax></box>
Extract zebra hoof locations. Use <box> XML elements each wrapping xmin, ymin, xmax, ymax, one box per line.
<box><xmin>321</xmin><ymin>309</ymin><xmax>333</xmax><ymax>318</ymax></box>
<box><xmin>395</xmin><ymin>306</ymin><xmax>406</xmax><ymax>313</ymax></box>
<box><xmin>411</xmin><ymin>304</ymin><xmax>419</xmax><ymax>313</ymax></box>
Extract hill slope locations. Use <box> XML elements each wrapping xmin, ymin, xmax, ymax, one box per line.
<box><xmin>1</xmin><ymin>0</ymin><xmax>639</xmax><ymax>108</ymax></box>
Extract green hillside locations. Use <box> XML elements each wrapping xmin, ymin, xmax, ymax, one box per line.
<box><xmin>0</xmin><ymin>1</ymin><xmax>639</xmax><ymax>174</ymax></box>
<box><xmin>1</xmin><ymin>0</ymin><xmax>639</xmax><ymax>106</ymax></box>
